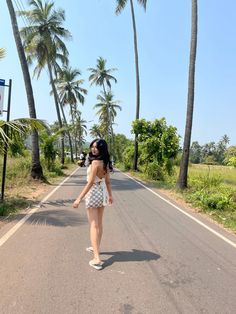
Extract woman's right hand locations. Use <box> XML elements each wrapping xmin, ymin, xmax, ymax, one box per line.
<box><xmin>73</xmin><ymin>199</ymin><xmax>81</xmax><ymax>208</ymax></box>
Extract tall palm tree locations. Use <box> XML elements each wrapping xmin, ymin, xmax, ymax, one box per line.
<box><xmin>115</xmin><ymin>0</ymin><xmax>147</xmax><ymax>171</ymax></box>
<box><xmin>6</xmin><ymin>0</ymin><xmax>44</xmax><ymax>179</ymax></box>
<box><xmin>94</xmin><ymin>91</ymin><xmax>121</xmax><ymax>150</ymax></box>
<box><xmin>177</xmin><ymin>0</ymin><xmax>198</xmax><ymax>189</ymax></box>
<box><xmin>74</xmin><ymin>114</ymin><xmax>87</xmax><ymax>154</ymax></box>
<box><xmin>57</xmin><ymin>66</ymin><xmax>87</xmax><ymax>159</ymax></box>
<box><xmin>0</xmin><ymin>48</ymin><xmax>6</xmax><ymax>59</ymax></box>
<box><xmin>19</xmin><ymin>0</ymin><xmax>71</xmax><ymax>165</ymax></box>
<box><xmin>88</xmin><ymin>57</ymin><xmax>117</xmax><ymax>143</ymax></box>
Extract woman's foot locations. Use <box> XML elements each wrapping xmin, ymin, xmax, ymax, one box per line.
<box><xmin>89</xmin><ymin>259</ymin><xmax>103</xmax><ymax>270</ymax></box>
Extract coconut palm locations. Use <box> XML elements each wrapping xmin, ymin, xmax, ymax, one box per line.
<box><xmin>6</xmin><ymin>0</ymin><xmax>44</xmax><ymax>179</ymax></box>
<box><xmin>88</xmin><ymin>57</ymin><xmax>117</xmax><ymax>94</ymax></box>
<box><xmin>56</xmin><ymin>66</ymin><xmax>87</xmax><ymax>159</ymax></box>
<box><xmin>19</xmin><ymin>0</ymin><xmax>71</xmax><ymax>165</ymax></box>
<box><xmin>94</xmin><ymin>91</ymin><xmax>121</xmax><ymax>150</ymax></box>
<box><xmin>177</xmin><ymin>0</ymin><xmax>198</xmax><ymax>189</ymax></box>
<box><xmin>115</xmin><ymin>0</ymin><xmax>147</xmax><ymax>170</ymax></box>
<box><xmin>89</xmin><ymin>124</ymin><xmax>103</xmax><ymax>139</ymax></box>
<box><xmin>73</xmin><ymin>114</ymin><xmax>87</xmax><ymax>155</ymax></box>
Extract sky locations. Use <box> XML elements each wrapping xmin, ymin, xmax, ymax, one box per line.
<box><xmin>1</xmin><ymin>0</ymin><xmax>236</xmax><ymax>146</ymax></box>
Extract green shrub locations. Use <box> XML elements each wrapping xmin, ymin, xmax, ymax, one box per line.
<box><xmin>146</xmin><ymin>161</ymin><xmax>165</xmax><ymax>181</ymax></box>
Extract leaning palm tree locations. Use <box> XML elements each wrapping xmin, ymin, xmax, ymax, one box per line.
<box><xmin>19</xmin><ymin>0</ymin><xmax>71</xmax><ymax>165</ymax></box>
<box><xmin>6</xmin><ymin>0</ymin><xmax>43</xmax><ymax>179</ymax></box>
<box><xmin>0</xmin><ymin>48</ymin><xmax>6</xmax><ymax>59</ymax></box>
<box><xmin>177</xmin><ymin>0</ymin><xmax>198</xmax><ymax>189</ymax></box>
<box><xmin>115</xmin><ymin>0</ymin><xmax>147</xmax><ymax>170</ymax></box>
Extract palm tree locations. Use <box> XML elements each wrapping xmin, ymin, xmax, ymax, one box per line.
<box><xmin>88</xmin><ymin>57</ymin><xmax>117</xmax><ymax>95</ymax></box>
<box><xmin>0</xmin><ymin>48</ymin><xmax>6</xmax><ymax>59</ymax></box>
<box><xmin>6</xmin><ymin>0</ymin><xmax>44</xmax><ymax>179</ymax></box>
<box><xmin>19</xmin><ymin>0</ymin><xmax>71</xmax><ymax>165</ymax></box>
<box><xmin>0</xmin><ymin>118</ymin><xmax>47</xmax><ymax>148</ymax></box>
<box><xmin>176</xmin><ymin>0</ymin><xmax>198</xmax><ymax>189</ymax></box>
<box><xmin>88</xmin><ymin>57</ymin><xmax>117</xmax><ymax>141</ymax></box>
<box><xmin>94</xmin><ymin>91</ymin><xmax>121</xmax><ymax>150</ymax></box>
<box><xmin>115</xmin><ymin>0</ymin><xmax>147</xmax><ymax>171</ymax></box>
<box><xmin>56</xmin><ymin>66</ymin><xmax>87</xmax><ymax>159</ymax></box>
<box><xmin>89</xmin><ymin>124</ymin><xmax>103</xmax><ymax>139</ymax></box>
<box><xmin>74</xmin><ymin>115</ymin><xmax>87</xmax><ymax>155</ymax></box>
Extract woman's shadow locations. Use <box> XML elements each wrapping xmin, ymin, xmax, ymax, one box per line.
<box><xmin>101</xmin><ymin>249</ymin><xmax>160</xmax><ymax>268</ymax></box>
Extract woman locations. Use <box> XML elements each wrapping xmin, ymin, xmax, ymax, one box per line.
<box><xmin>73</xmin><ymin>139</ymin><xmax>113</xmax><ymax>270</ymax></box>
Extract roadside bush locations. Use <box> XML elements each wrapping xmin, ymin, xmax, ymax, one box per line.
<box><xmin>146</xmin><ymin>161</ymin><xmax>165</xmax><ymax>181</ymax></box>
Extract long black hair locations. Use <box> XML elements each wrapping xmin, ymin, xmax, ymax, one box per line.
<box><xmin>88</xmin><ymin>139</ymin><xmax>113</xmax><ymax>172</ymax></box>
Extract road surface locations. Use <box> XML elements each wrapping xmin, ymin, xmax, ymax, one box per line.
<box><xmin>0</xmin><ymin>167</ymin><xmax>236</xmax><ymax>314</ymax></box>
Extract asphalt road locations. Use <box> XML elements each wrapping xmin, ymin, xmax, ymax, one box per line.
<box><xmin>0</xmin><ymin>167</ymin><xmax>236</xmax><ymax>314</ymax></box>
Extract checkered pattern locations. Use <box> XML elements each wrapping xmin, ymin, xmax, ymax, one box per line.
<box><xmin>85</xmin><ymin>183</ymin><xmax>108</xmax><ymax>208</ymax></box>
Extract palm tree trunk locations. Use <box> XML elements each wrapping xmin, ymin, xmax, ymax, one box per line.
<box><xmin>176</xmin><ymin>0</ymin><xmax>198</xmax><ymax>189</ymax></box>
<box><xmin>59</xmin><ymin>101</ymin><xmax>74</xmax><ymax>163</ymax></box>
<box><xmin>130</xmin><ymin>0</ymin><xmax>140</xmax><ymax>171</ymax></box>
<box><xmin>47</xmin><ymin>62</ymin><xmax>65</xmax><ymax>164</ymax></box>
<box><xmin>6</xmin><ymin>0</ymin><xmax>43</xmax><ymax>179</ymax></box>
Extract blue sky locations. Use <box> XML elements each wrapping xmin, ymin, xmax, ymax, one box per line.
<box><xmin>1</xmin><ymin>0</ymin><xmax>236</xmax><ymax>145</ymax></box>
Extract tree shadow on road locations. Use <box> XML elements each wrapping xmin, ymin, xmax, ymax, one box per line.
<box><xmin>101</xmin><ymin>249</ymin><xmax>160</xmax><ymax>268</ymax></box>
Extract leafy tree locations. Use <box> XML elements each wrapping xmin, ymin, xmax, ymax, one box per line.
<box><xmin>115</xmin><ymin>0</ymin><xmax>147</xmax><ymax>171</ymax></box>
<box><xmin>6</xmin><ymin>0</ymin><xmax>43</xmax><ymax>179</ymax></box>
<box><xmin>177</xmin><ymin>0</ymin><xmax>198</xmax><ymax>189</ymax></box>
<box><xmin>132</xmin><ymin>118</ymin><xmax>180</xmax><ymax>177</ymax></box>
<box><xmin>190</xmin><ymin>141</ymin><xmax>202</xmax><ymax>164</ymax></box>
<box><xmin>113</xmin><ymin>133</ymin><xmax>132</xmax><ymax>163</ymax></box>
<box><xmin>224</xmin><ymin>145</ymin><xmax>236</xmax><ymax>165</ymax></box>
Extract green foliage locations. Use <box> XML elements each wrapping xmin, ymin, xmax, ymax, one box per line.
<box><xmin>132</xmin><ymin>118</ymin><xmax>180</xmax><ymax>175</ymax></box>
<box><xmin>0</xmin><ymin>197</ymin><xmax>30</xmax><ymax>216</ymax></box>
<box><xmin>113</xmin><ymin>134</ymin><xmax>133</xmax><ymax>163</ymax></box>
<box><xmin>227</xmin><ymin>157</ymin><xmax>236</xmax><ymax>167</ymax></box>
<box><xmin>123</xmin><ymin>144</ymin><xmax>135</xmax><ymax>170</ymax></box>
<box><xmin>40</xmin><ymin>131</ymin><xmax>59</xmax><ymax>171</ymax></box>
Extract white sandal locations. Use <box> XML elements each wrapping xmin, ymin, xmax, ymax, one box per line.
<box><xmin>89</xmin><ymin>260</ymin><xmax>103</xmax><ymax>270</ymax></box>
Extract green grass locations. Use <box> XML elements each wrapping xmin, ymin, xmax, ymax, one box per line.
<box><xmin>0</xmin><ymin>155</ymin><xmax>77</xmax><ymax>216</ymax></box>
<box><xmin>0</xmin><ymin>197</ymin><xmax>31</xmax><ymax>216</ymax></box>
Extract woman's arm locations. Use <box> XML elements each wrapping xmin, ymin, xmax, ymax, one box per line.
<box><xmin>105</xmin><ymin>171</ymin><xmax>113</xmax><ymax>205</ymax></box>
<box><xmin>73</xmin><ymin>162</ymin><xmax>98</xmax><ymax>208</ymax></box>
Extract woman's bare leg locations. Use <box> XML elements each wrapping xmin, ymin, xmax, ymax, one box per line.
<box><xmin>87</xmin><ymin>207</ymin><xmax>101</xmax><ymax>263</ymax></box>
<box><xmin>97</xmin><ymin>206</ymin><xmax>104</xmax><ymax>248</ymax></box>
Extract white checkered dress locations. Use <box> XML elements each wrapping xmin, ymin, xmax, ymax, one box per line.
<box><xmin>85</xmin><ymin>181</ymin><xmax>108</xmax><ymax>208</ymax></box>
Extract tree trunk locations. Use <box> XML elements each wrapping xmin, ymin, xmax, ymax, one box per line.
<box><xmin>47</xmin><ymin>62</ymin><xmax>65</xmax><ymax>165</ymax></box>
<box><xmin>176</xmin><ymin>0</ymin><xmax>198</xmax><ymax>189</ymax></box>
<box><xmin>59</xmin><ymin>101</ymin><xmax>74</xmax><ymax>163</ymax></box>
<box><xmin>130</xmin><ymin>0</ymin><xmax>140</xmax><ymax>171</ymax></box>
<box><xmin>6</xmin><ymin>0</ymin><xmax>43</xmax><ymax>179</ymax></box>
